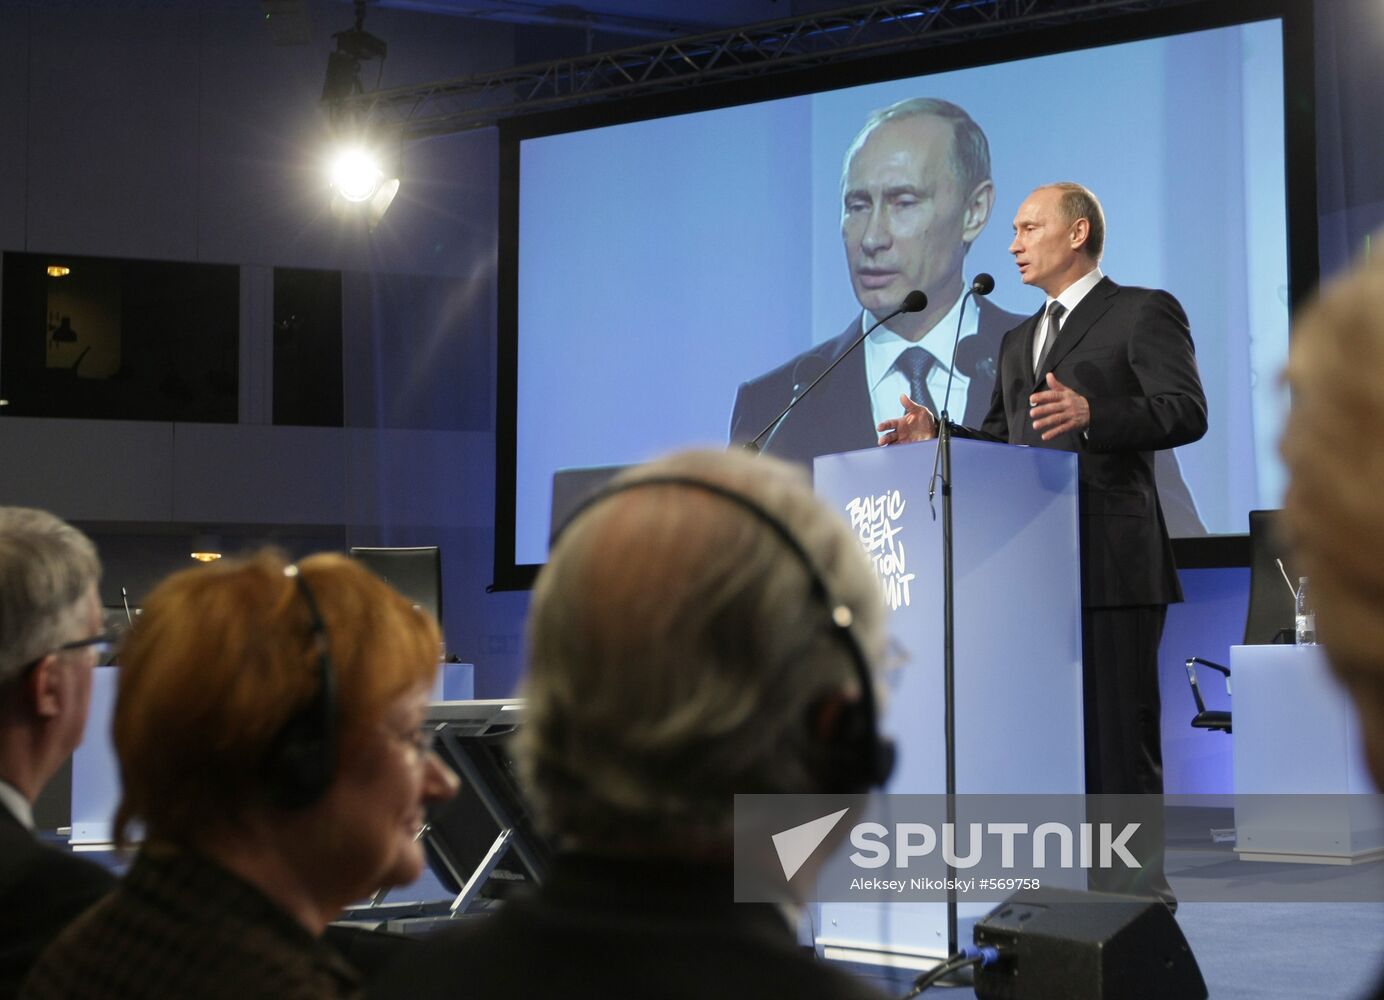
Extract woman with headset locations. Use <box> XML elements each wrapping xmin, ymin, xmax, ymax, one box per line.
<box><xmin>23</xmin><ymin>550</ymin><xmax>457</xmax><ymax>999</ymax></box>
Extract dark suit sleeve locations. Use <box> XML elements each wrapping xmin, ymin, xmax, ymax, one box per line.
<box><xmin>978</xmin><ymin>372</ymin><xmax>1011</xmax><ymax>441</ymax></box>
<box><xmin>0</xmin><ymin>841</ymin><xmax>114</xmax><ymax>996</ymax></box>
<box><xmin>1083</xmin><ymin>290</ymin><xmax>1207</xmax><ymax>453</ymax></box>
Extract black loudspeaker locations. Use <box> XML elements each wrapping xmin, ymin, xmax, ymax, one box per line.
<box><xmin>973</xmin><ymin>888</ymin><xmax>1207</xmax><ymax>1000</ymax></box>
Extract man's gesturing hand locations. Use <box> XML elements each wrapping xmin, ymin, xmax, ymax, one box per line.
<box><xmin>1029</xmin><ymin>372</ymin><xmax>1090</xmax><ymax>441</ymax></box>
<box><xmin>878</xmin><ymin>394</ymin><xmax>938</xmax><ymax>446</ymax></box>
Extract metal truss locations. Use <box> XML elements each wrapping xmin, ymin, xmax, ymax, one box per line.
<box><xmin>332</xmin><ymin>0</ymin><xmax>1189</xmax><ymax>138</ymax></box>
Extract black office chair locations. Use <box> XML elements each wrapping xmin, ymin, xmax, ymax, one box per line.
<box><xmin>1185</xmin><ymin>510</ymin><xmax>1298</xmax><ymax>734</ymax></box>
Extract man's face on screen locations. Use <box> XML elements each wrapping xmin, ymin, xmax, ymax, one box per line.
<box><xmin>841</xmin><ymin>115</ymin><xmax>974</xmax><ymax>324</ymax></box>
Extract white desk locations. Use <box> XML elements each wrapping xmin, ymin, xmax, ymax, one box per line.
<box><xmin>1231</xmin><ymin>644</ymin><xmax>1384</xmax><ymax>863</ymax></box>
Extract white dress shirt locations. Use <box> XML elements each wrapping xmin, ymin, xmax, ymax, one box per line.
<box><xmin>0</xmin><ymin>778</ymin><xmax>34</xmax><ymax>829</ymax></box>
<box><xmin>1033</xmin><ymin>267</ymin><xmax>1104</xmax><ymax>371</ymax></box>
<box><xmin>864</xmin><ymin>291</ymin><xmax>976</xmax><ymax>426</ymax></box>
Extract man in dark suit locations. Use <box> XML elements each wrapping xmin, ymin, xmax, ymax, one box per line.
<box><xmin>0</xmin><ymin>508</ymin><xmax>115</xmax><ymax>996</ymax></box>
<box><xmin>880</xmin><ymin>183</ymin><xmax>1207</xmax><ymax>902</ymax></box>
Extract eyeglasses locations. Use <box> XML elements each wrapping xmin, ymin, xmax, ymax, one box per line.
<box><xmin>8</xmin><ymin>632</ymin><xmax>118</xmax><ymax>686</ymax></box>
<box><xmin>55</xmin><ymin>632</ymin><xmax>118</xmax><ymax>661</ymax></box>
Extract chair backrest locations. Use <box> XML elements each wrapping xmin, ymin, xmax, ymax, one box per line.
<box><xmin>1243</xmin><ymin>510</ymin><xmax>1298</xmax><ymax>645</ymax></box>
<box><xmin>349</xmin><ymin>545</ymin><xmax>443</xmax><ymax>623</ymax></box>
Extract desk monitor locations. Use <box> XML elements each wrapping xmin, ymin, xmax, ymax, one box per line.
<box><xmin>349</xmin><ymin>546</ymin><xmax>442</xmax><ymax>622</ymax></box>
<box><xmin>549</xmin><ymin>465</ymin><xmax>626</xmax><ymax>541</ymax></box>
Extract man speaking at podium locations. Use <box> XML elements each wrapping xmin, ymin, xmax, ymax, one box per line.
<box><xmin>729</xmin><ymin>97</ymin><xmax>1023</xmax><ymax>461</ymax></box>
<box><xmin>879</xmin><ymin>182</ymin><xmax>1207</xmax><ymax>903</ymax></box>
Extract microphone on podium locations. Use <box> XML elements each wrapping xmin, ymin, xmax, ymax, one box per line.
<box><xmin>745</xmin><ymin>289</ymin><xmax>928</xmax><ymax>453</ymax></box>
<box><xmin>938</xmin><ymin>274</ymin><xmax>994</xmax><ymax>421</ymax></box>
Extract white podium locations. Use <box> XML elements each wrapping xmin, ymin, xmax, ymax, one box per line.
<box><xmin>811</xmin><ymin>438</ymin><xmax>1084</xmax><ymax>963</ymax></box>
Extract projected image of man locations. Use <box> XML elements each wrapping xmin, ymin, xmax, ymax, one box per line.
<box><xmin>729</xmin><ymin>97</ymin><xmax>1023</xmax><ymax>461</ymax></box>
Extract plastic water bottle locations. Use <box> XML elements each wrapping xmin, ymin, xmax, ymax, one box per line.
<box><xmin>1295</xmin><ymin>576</ymin><xmax>1316</xmax><ymax>645</ymax></box>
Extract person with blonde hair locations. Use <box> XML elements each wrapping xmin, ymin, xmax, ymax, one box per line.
<box><xmin>1280</xmin><ymin>250</ymin><xmax>1384</xmax><ymax>1000</ymax></box>
<box><xmin>379</xmin><ymin>448</ymin><xmax>891</xmax><ymax>999</ymax></box>
<box><xmin>1280</xmin><ymin>253</ymin><xmax>1384</xmax><ymax>786</ymax></box>
<box><xmin>23</xmin><ymin>550</ymin><xmax>456</xmax><ymax>1000</ymax></box>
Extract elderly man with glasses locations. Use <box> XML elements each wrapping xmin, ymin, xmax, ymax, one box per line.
<box><xmin>0</xmin><ymin>507</ymin><xmax>115</xmax><ymax>997</ymax></box>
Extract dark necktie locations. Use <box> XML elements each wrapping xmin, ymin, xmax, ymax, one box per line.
<box><xmin>1034</xmin><ymin>300</ymin><xmax>1066</xmax><ymax>376</ymax></box>
<box><xmin>893</xmin><ymin>346</ymin><xmax>938</xmax><ymax>414</ymax></box>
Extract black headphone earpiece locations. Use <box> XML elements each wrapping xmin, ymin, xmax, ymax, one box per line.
<box><xmin>262</xmin><ymin>564</ymin><xmax>339</xmax><ymax>809</ymax></box>
<box><xmin>553</xmin><ymin>475</ymin><xmax>895</xmax><ymax>794</ymax></box>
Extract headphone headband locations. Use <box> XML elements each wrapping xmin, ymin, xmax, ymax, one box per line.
<box><xmin>262</xmin><ymin>563</ymin><xmax>339</xmax><ymax>808</ymax></box>
<box><xmin>552</xmin><ymin>473</ymin><xmax>894</xmax><ymax>792</ymax></box>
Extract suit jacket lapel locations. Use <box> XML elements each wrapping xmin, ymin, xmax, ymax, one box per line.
<box><xmin>1034</xmin><ymin>277</ymin><xmax>1117</xmax><ymax>386</ymax></box>
<box><xmin>1013</xmin><ymin>308</ymin><xmax>1043</xmax><ymax>387</ymax></box>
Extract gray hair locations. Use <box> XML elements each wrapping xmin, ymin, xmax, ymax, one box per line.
<box><xmin>841</xmin><ymin>96</ymin><xmax>992</xmax><ymax>199</ymax></box>
<box><xmin>519</xmin><ymin>449</ymin><xmax>886</xmax><ymax>845</ymax></box>
<box><xmin>1043</xmin><ymin>181</ymin><xmax>1106</xmax><ymax>261</ymax></box>
<box><xmin>0</xmin><ymin>508</ymin><xmax>101</xmax><ymax>686</ymax></box>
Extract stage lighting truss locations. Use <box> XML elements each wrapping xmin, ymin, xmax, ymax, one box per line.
<box><xmin>325</xmin><ymin>0</ymin><xmax>1191</xmax><ymax>140</ymax></box>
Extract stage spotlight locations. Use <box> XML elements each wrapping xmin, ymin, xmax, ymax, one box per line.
<box><xmin>329</xmin><ymin>145</ymin><xmax>384</xmax><ymax>203</ymax></box>
<box><xmin>326</xmin><ymin>139</ymin><xmax>399</xmax><ymax>230</ymax></box>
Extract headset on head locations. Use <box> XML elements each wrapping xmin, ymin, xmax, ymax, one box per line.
<box><xmin>552</xmin><ymin>474</ymin><xmax>896</xmax><ymax>793</ymax></box>
<box><xmin>262</xmin><ymin>564</ymin><xmax>339</xmax><ymax>809</ymax></box>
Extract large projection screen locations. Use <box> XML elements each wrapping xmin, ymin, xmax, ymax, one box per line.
<box><xmin>496</xmin><ymin>1</ymin><xmax>1316</xmax><ymax>588</ymax></box>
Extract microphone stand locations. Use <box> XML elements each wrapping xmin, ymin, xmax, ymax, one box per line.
<box><xmin>937</xmin><ymin>408</ymin><xmax>960</xmax><ymax>959</ymax></box>
<box><xmin>927</xmin><ymin>275</ymin><xmax>988</xmax><ymax>964</ymax></box>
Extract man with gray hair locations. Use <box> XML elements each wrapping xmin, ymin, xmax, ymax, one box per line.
<box><xmin>0</xmin><ymin>508</ymin><xmax>114</xmax><ymax>996</ymax></box>
<box><xmin>378</xmin><ymin>449</ymin><xmax>891</xmax><ymax>999</ymax></box>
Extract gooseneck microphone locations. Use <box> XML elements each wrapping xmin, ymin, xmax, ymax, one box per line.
<box><xmin>937</xmin><ymin>274</ymin><xmax>994</xmax><ymax>422</ymax></box>
<box><xmin>929</xmin><ymin>275</ymin><xmax>995</xmax><ymax>506</ymax></box>
<box><xmin>745</xmin><ymin>289</ymin><xmax>927</xmax><ymax>453</ymax></box>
